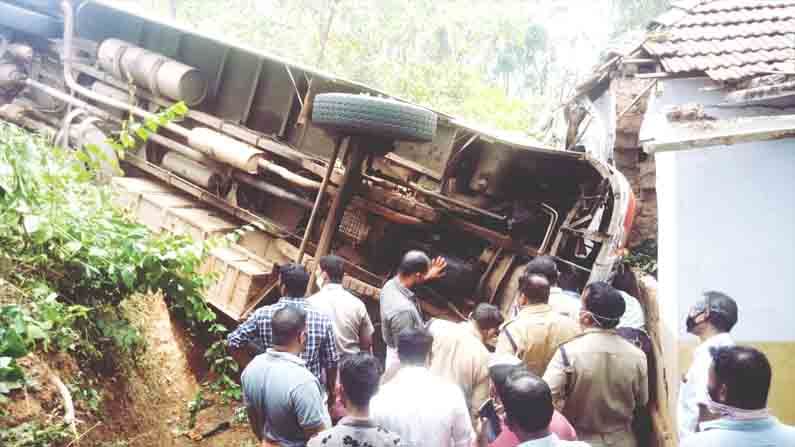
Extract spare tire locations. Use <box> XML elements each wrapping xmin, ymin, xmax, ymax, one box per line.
<box><xmin>0</xmin><ymin>2</ymin><xmax>62</xmax><ymax>38</ymax></box>
<box><xmin>312</xmin><ymin>93</ymin><xmax>437</xmax><ymax>142</ymax></box>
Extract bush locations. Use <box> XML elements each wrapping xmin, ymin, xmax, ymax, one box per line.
<box><xmin>0</xmin><ymin>105</ymin><xmax>239</xmax><ymax>400</ymax></box>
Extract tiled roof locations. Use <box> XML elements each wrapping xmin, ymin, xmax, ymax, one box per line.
<box><xmin>643</xmin><ymin>0</ymin><xmax>795</xmax><ymax>81</ymax></box>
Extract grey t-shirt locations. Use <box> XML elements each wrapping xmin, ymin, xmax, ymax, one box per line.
<box><xmin>379</xmin><ymin>277</ymin><xmax>423</xmax><ymax>348</ymax></box>
<box><xmin>241</xmin><ymin>350</ymin><xmax>330</xmax><ymax>446</ymax></box>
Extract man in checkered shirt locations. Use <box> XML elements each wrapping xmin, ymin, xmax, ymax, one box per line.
<box><xmin>227</xmin><ymin>262</ymin><xmax>339</xmax><ymax>405</ymax></box>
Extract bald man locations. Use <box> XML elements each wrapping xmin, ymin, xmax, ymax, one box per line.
<box><xmin>496</xmin><ymin>270</ymin><xmax>579</xmax><ymax>376</ymax></box>
<box><xmin>379</xmin><ymin>250</ymin><xmax>447</xmax><ymax>376</ymax></box>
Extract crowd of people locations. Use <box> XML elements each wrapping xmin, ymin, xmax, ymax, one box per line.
<box><xmin>226</xmin><ymin>251</ymin><xmax>795</xmax><ymax>446</ymax></box>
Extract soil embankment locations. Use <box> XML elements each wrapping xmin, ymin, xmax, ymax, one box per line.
<box><xmin>2</xmin><ymin>291</ymin><xmax>255</xmax><ymax>447</ymax></box>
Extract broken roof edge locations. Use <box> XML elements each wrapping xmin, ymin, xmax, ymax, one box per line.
<box><xmin>642</xmin><ymin>113</ymin><xmax>795</xmax><ymax>153</ymax></box>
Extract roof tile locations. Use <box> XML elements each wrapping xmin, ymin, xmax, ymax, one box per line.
<box><xmin>644</xmin><ymin>1</ymin><xmax>795</xmax><ymax>81</ymax></box>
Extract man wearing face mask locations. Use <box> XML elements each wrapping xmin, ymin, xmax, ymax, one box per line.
<box><xmin>241</xmin><ymin>305</ymin><xmax>331</xmax><ymax>446</ymax></box>
<box><xmin>543</xmin><ymin>281</ymin><xmax>648</xmax><ymax>447</ymax></box>
<box><xmin>681</xmin><ymin>346</ymin><xmax>795</xmax><ymax>446</ymax></box>
<box><xmin>228</xmin><ymin>263</ymin><xmax>339</xmax><ymax>408</ymax></box>
<box><xmin>379</xmin><ymin>250</ymin><xmax>447</xmax><ymax>377</ymax></box>
<box><xmin>677</xmin><ymin>291</ymin><xmax>737</xmax><ymax>440</ymax></box>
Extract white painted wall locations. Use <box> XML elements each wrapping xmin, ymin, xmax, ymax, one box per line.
<box><xmin>656</xmin><ymin>141</ymin><xmax>795</xmax><ymax>342</ymax></box>
<box><xmin>641</xmin><ymin>78</ymin><xmax>795</xmax><ymax>416</ymax></box>
<box><xmin>643</xmin><ymin>78</ymin><xmax>795</xmax><ymax>343</ymax></box>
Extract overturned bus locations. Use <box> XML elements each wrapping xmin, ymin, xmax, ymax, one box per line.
<box><xmin>0</xmin><ymin>0</ymin><xmax>636</xmax><ymax>334</ymax></box>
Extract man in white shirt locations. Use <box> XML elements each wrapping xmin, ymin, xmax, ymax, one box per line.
<box><xmin>499</xmin><ymin>369</ymin><xmax>589</xmax><ymax>446</ymax></box>
<box><xmin>371</xmin><ymin>326</ymin><xmax>474</xmax><ymax>447</ymax></box>
<box><xmin>677</xmin><ymin>291</ymin><xmax>738</xmax><ymax>441</ymax></box>
<box><xmin>611</xmin><ymin>265</ymin><xmax>646</xmax><ymax>331</ymax></box>
<box><xmin>308</xmin><ymin>255</ymin><xmax>374</xmax><ymax>355</ymax></box>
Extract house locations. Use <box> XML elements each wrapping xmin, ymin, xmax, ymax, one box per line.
<box><xmin>562</xmin><ymin>0</ymin><xmax>795</xmax><ymax>436</ymax></box>
<box><xmin>637</xmin><ymin>0</ymin><xmax>795</xmax><ymax>428</ymax></box>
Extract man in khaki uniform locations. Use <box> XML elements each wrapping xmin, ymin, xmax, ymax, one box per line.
<box><xmin>495</xmin><ymin>270</ymin><xmax>579</xmax><ymax>376</ymax></box>
<box><xmin>428</xmin><ymin>303</ymin><xmax>504</xmax><ymax>421</ymax></box>
<box><xmin>543</xmin><ymin>282</ymin><xmax>648</xmax><ymax>447</ymax></box>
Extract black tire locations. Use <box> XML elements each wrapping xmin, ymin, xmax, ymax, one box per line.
<box><xmin>312</xmin><ymin>93</ymin><xmax>437</xmax><ymax>142</ymax></box>
<box><xmin>0</xmin><ymin>2</ymin><xmax>63</xmax><ymax>39</ymax></box>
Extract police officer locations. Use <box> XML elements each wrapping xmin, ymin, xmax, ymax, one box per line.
<box><xmin>495</xmin><ymin>270</ymin><xmax>579</xmax><ymax>376</ymax></box>
<box><xmin>543</xmin><ymin>281</ymin><xmax>648</xmax><ymax>447</ymax></box>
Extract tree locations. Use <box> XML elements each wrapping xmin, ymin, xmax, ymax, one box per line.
<box><xmin>116</xmin><ymin>0</ymin><xmax>671</xmax><ymax>134</ymax></box>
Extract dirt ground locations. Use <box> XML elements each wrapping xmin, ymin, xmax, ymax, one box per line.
<box><xmin>2</xmin><ymin>293</ymin><xmax>257</xmax><ymax>447</ymax></box>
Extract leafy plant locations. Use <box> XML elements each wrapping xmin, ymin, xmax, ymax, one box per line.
<box><xmin>187</xmin><ymin>389</ymin><xmax>210</xmax><ymax>429</ymax></box>
<box><xmin>624</xmin><ymin>238</ymin><xmax>658</xmax><ymax>277</ymax></box>
<box><xmin>0</xmin><ymin>304</ymin><xmax>46</xmax><ymax>398</ymax></box>
<box><xmin>68</xmin><ymin>376</ymin><xmax>103</xmax><ymax>414</ymax></box>
<box><xmin>0</xmin><ymin>103</ymin><xmax>238</xmax><ymax>398</ymax></box>
<box><xmin>0</xmin><ymin>421</ymin><xmax>71</xmax><ymax>447</ymax></box>
<box><xmin>204</xmin><ymin>323</ymin><xmax>241</xmax><ymax>402</ymax></box>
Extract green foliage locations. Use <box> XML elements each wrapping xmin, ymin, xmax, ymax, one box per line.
<box><xmin>0</xmin><ymin>421</ymin><xmax>71</xmax><ymax>447</ymax></box>
<box><xmin>0</xmin><ymin>103</ymin><xmax>237</xmax><ymax>399</ymax></box>
<box><xmin>187</xmin><ymin>389</ymin><xmax>210</xmax><ymax>429</ymax></box>
<box><xmin>0</xmin><ymin>282</ymin><xmax>92</xmax><ymax>399</ymax></box>
<box><xmin>68</xmin><ymin>374</ymin><xmax>103</xmax><ymax>414</ymax></box>
<box><xmin>112</xmin><ymin>0</ymin><xmax>672</xmax><ymax>135</ymax></box>
<box><xmin>204</xmin><ymin>323</ymin><xmax>241</xmax><ymax>402</ymax></box>
<box><xmin>624</xmin><ymin>238</ymin><xmax>658</xmax><ymax>276</ymax></box>
<box><xmin>0</xmin><ymin>304</ymin><xmax>45</xmax><ymax>397</ymax></box>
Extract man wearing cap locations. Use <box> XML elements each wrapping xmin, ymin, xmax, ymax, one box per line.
<box><xmin>677</xmin><ymin>291</ymin><xmax>737</xmax><ymax>440</ymax></box>
<box><xmin>543</xmin><ymin>282</ymin><xmax>648</xmax><ymax>447</ymax></box>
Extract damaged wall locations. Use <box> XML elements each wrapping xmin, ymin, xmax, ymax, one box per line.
<box><xmin>613</xmin><ymin>77</ymin><xmax>657</xmax><ymax>247</ymax></box>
